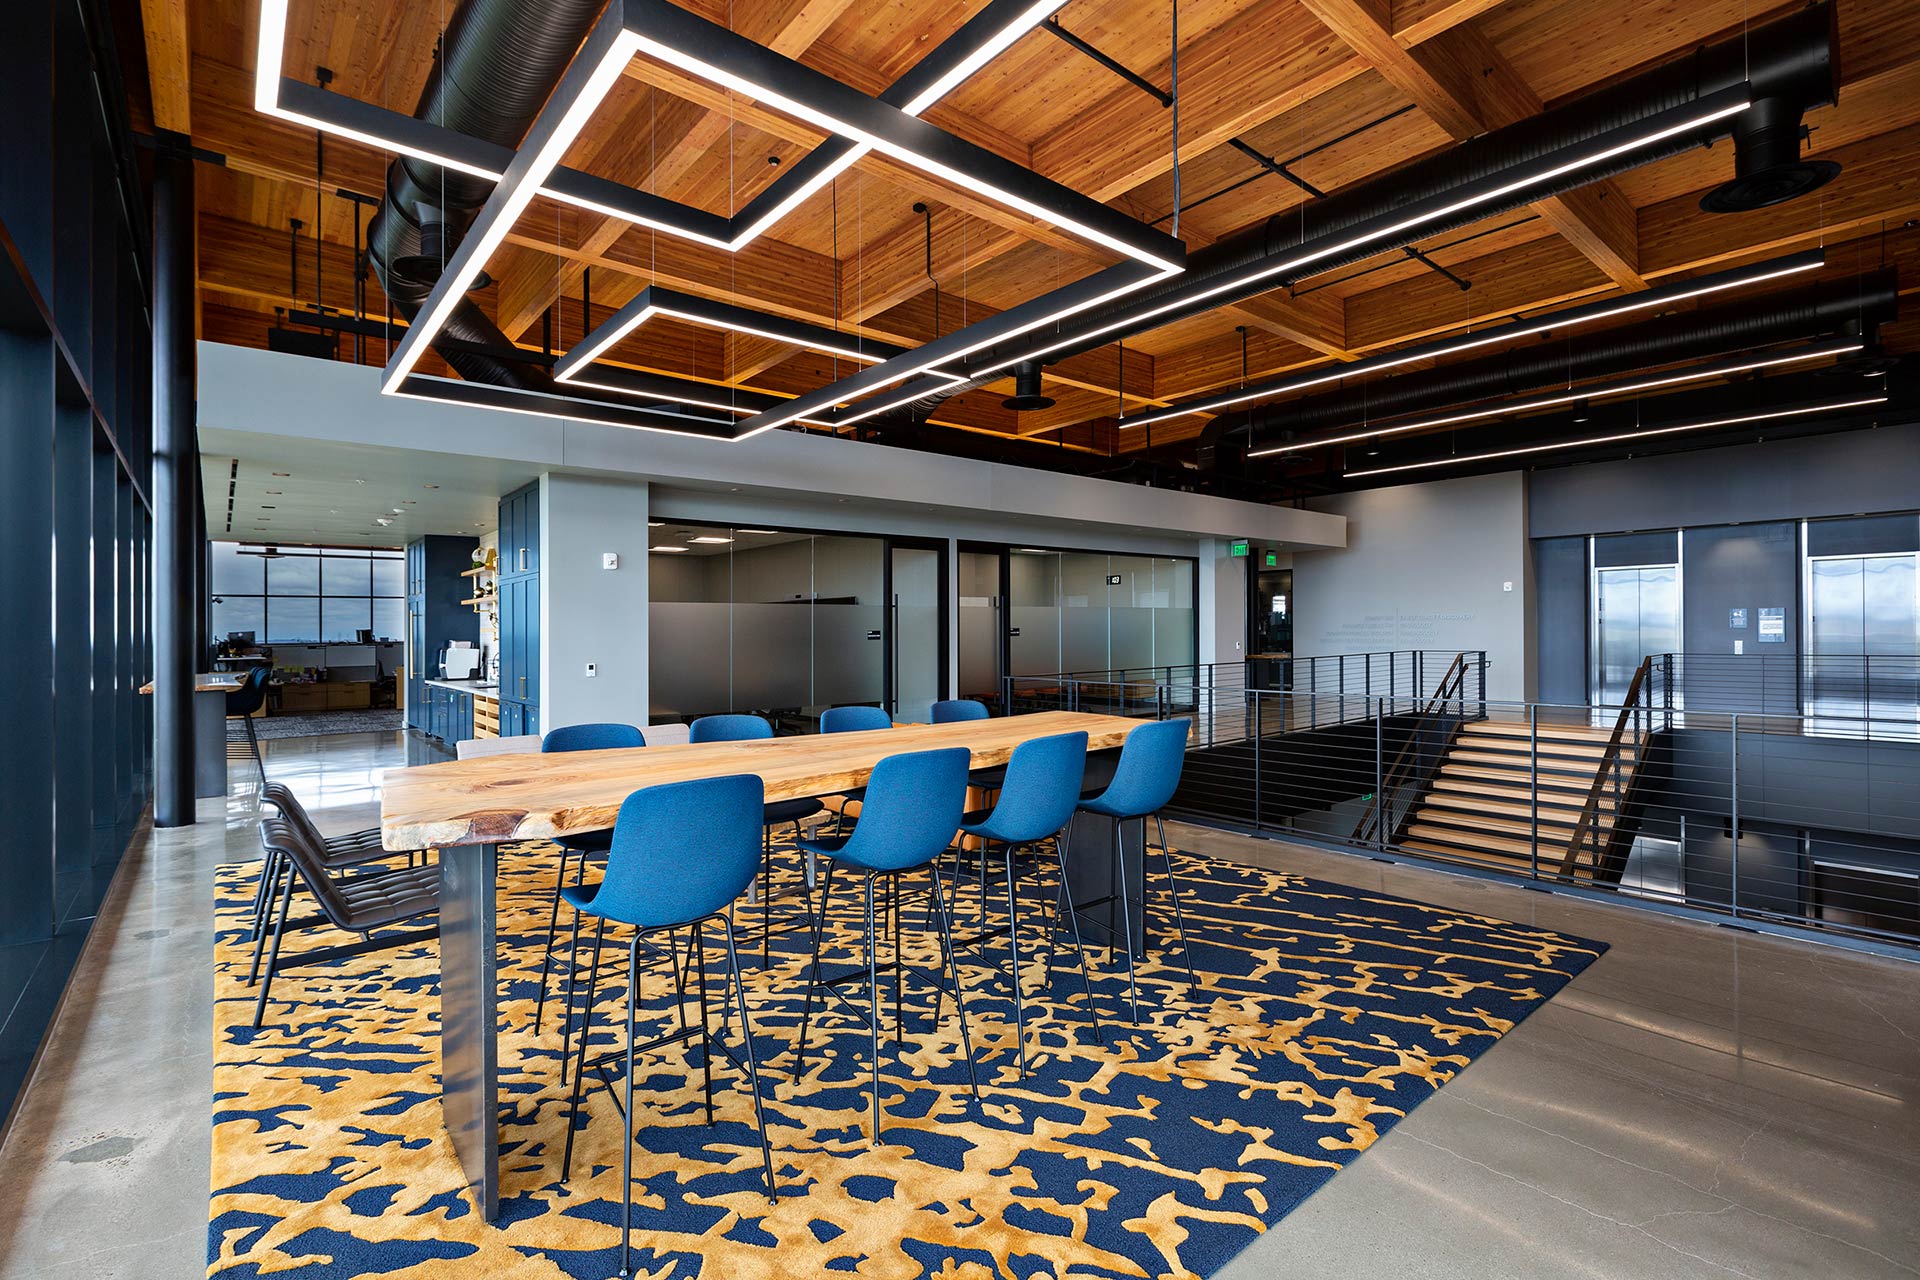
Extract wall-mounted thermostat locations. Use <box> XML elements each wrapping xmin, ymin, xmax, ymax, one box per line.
<box><xmin>602</xmin><ymin>552</ymin><xmax>619</xmax><ymax>570</ymax></box>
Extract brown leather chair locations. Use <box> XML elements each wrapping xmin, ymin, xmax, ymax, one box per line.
<box><xmin>251</xmin><ymin>816</ymin><xmax>440</xmax><ymax>1029</ymax></box>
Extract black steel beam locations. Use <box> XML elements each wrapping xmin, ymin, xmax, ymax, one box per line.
<box><xmin>151</xmin><ymin>134</ymin><xmax>197</xmax><ymax>827</ymax></box>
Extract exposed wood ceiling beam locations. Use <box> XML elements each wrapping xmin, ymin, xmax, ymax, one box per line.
<box><xmin>1297</xmin><ymin>0</ymin><xmax>1645</xmax><ymax>291</ymax></box>
<box><xmin>843</xmin><ymin>0</ymin><xmax>1367</xmax><ymax>357</ymax></box>
<box><xmin>494</xmin><ymin>0</ymin><xmax>863</xmax><ymax>342</ymax></box>
<box><xmin>139</xmin><ymin>0</ymin><xmax>192</xmax><ymax>133</ymax></box>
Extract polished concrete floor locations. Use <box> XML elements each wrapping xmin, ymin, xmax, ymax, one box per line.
<box><xmin>0</xmin><ymin>730</ymin><xmax>1914</xmax><ymax>1278</ymax></box>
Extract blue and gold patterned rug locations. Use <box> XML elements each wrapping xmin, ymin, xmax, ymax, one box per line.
<box><xmin>209</xmin><ymin>836</ymin><xmax>1605</xmax><ymax>1278</ymax></box>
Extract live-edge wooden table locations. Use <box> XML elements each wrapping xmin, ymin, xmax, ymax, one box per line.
<box><xmin>380</xmin><ymin>710</ymin><xmax>1152</xmax><ymax>1219</ymax></box>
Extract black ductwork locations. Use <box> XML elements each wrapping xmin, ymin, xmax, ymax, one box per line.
<box><xmin>1002</xmin><ymin>361</ymin><xmax>1055</xmax><ymax>410</ymax></box>
<box><xmin>960</xmin><ymin>3</ymin><xmax>1839</xmax><ymax>378</ymax></box>
<box><xmin>366</xmin><ymin>0</ymin><xmax>606</xmax><ymax>389</ymax></box>
<box><xmin>1700</xmin><ymin>95</ymin><xmax>1840</xmax><ymax>212</ymax></box>
<box><xmin>1211</xmin><ymin>271</ymin><xmax>1897</xmax><ymax>468</ymax></box>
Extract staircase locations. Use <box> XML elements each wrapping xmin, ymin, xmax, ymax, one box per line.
<box><xmin>1399</xmin><ymin>720</ymin><xmax>1641</xmax><ymax>880</ymax></box>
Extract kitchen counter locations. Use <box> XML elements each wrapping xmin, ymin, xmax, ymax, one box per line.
<box><xmin>424</xmin><ymin>678</ymin><xmax>499</xmax><ymax>695</ymax></box>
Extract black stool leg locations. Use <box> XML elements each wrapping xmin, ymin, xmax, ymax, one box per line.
<box><xmin>619</xmin><ymin>935</ymin><xmax>639</xmax><ymax>1278</ymax></box>
<box><xmin>247</xmin><ymin>853</ymin><xmax>291</xmax><ymax>986</ymax></box>
<box><xmin>1113</xmin><ymin>819</ymin><xmax>1141</xmax><ymax>1025</ymax></box>
<box><xmin>693</xmin><ymin>924</ymin><xmax>714</xmax><ymax>1125</ymax></box>
<box><xmin>559</xmin><ymin>916</ymin><xmax>606</xmax><ymax>1181</ymax></box>
<box><xmin>793</xmin><ymin>859</ymin><xmax>839</xmax><ymax>1073</ymax></box>
<box><xmin>1153</xmin><ymin>814</ymin><xmax>1198</xmax><ymax>989</ymax></box>
<box><xmin>251</xmin><ymin>870</ymin><xmax>296</xmax><ymax>1029</ymax></box>
<box><xmin>1003</xmin><ymin>845</ymin><xmax>1029</xmax><ymax>1077</ymax></box>
<box><xmin>719</xmin><ymin>913</ymin><xmax>778</xmax><ymax>1202</ymax></box>
<box><xmin>929</xmin><ymin>863</ymin><xmax>981</xmax><ymax>1104</ymax></box>
<box><xmin>534</xmin><ymin>844</ymin><xmax>573</xmax><ymax>1035</ymax></box>
<box><xmin>243</xmin><ymin>713</ymin><xmax>266</xmax><ymax>786</ymax></box>
<box><xmin>1048</xmin><ymin>833</ymin><xmax>1102</xmax><ymax>1035</ymax></box>
<box><xmin>863</xmin><ymin>873</ymin><xmax>883</xmax><ymax>1145</ymax></box>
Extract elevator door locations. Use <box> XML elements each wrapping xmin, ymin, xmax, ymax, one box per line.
<box><xmin>1807</xmin><ymin>554</ymin><xmax>1919</xmax><ymax>728</ymax></box>
<box><xmin>1594</xmin><ymin>565</ymin><xmax>1680</xmax><ymax>706</ymax></box>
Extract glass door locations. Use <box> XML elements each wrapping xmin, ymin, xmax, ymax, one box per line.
<box><xmin>958</xmin><ymin>549</ymin><xmax>1005</xmax><ymax>713</ymax></box>
<box><xmin>886</xmin><ymin>540</ymin><xmax>946</xmax><ymax>722</ymax></box>
<box><xmin>1593</xmin><ymin>564</ymin><xmax>1680</xmax><ymax>706</ymax></box>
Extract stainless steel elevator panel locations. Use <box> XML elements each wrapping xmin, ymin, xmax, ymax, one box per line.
<box><xmin>1594</xmin><ymin>565</ymin><xmax>1680</xmax><ymax>706</ymax></box>
<box><xmin>1807</xmin><ymin>553</ymin><xmax>1919</xmax><ymax>729</ymax></box>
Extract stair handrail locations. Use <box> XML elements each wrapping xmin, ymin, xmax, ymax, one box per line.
<box><xmin>1558</xmin><ymin>655</ymin><xmax>1651</xmax><ymax>875</ymax></box>
<box><xmin>1352</xmin><ymin>650</ymin><xmax>1470</xmax><ymax>844</ymax></box>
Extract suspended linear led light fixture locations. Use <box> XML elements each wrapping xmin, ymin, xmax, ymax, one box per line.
<box><xmin>1147</xmin><ymin>248</ymin><xmax>1827</xmax><ymax>433</ymax></box>
<box><xmin>376</xmin><ymin>0</ymin><xmax>1184</xmax><ymax>436</ymax></box>
<box><xmin>734</xmin><ymin>87</ymin><xmax>1760</xmax><ymax>439</ymax></box>
<box><xmin>1343</xmin><ymin>395</ymin><xmax>1887</xmax><ymax>479</ymax></box>
<box><xmin>256</xmin><ymin>0</ymin><xmax>1075</xmax><ymax>255</ymax></box>
<box><xmin>1250</xmin><ymin>338</ymin><xmax>1861</xmax><ymax>457</ymax></box>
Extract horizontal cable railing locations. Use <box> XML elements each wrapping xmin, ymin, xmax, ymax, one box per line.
<box><xmin>1006</xmin><ymin>669</ymin><xmax>1920</xmax><ymax>953</ymax></box>
<box><xmin>1650</xmin><ymin>652</ymin><xmax>1920</xmax><ymax>739</ymax></box>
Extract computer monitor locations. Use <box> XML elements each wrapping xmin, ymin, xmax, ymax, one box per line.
<box><xmin>226</xmin><ymin>631</ymin><xmax>255</xmax><ymax>646</ymax></box>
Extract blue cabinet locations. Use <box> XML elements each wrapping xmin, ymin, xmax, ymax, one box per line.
<box><xmin>497</xmin><ymin>482</ymin><xmax>541</xmax><ymax>737</ymax></box>
<box><xmin>406</xmin><ymin>535</ymin><xmax>478</xmax><ymax>737</ymax></box>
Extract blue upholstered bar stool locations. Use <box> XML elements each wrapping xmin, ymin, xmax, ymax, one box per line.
<box><xmin>558</xmin><ymin>774</ymin><xmax>778</xmax><ymax>1275</ymax></box>
<box><xmin>794</xmin><ymin>747</ymin><xmax>980</xmax><ymax>1144</ymax></box>
<box><xmin>1059</xmin><ymin>718</ymin><xmax>1197</xmax><ymax>1023</ymax></box>
<box><xmin>930</xmin><ymin>697</ymin><xmax>1006</xmax><ymax>916</ymax></box>
<box><xmin>533</xmin><ymin>723</ymin><xmax>647</xmax><ymax>1035</ymax></box>
<box><xmin>820</xmin><ymin>704</ymin><xmax>891</xmax><ymax>834</ymax></box>
<box><xmin>690</xmin><ymin>714</ymin><xmax>825</xmax><ymax>964</ymax></box>
<box><xmin>955</xmin><ymin>730</ymin><xmax>1098</xmax><ymax>1076</ymax></box>
<box><xmin>930</xmin><ymin>698</ymin><xmax>989</xmax><ymax>724</ymax></box>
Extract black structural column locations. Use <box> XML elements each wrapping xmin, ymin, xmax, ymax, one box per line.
<box><xmin>151</xmin><ymin>133</ymin><xmax>197</xmax><ymax>827</ymax></box>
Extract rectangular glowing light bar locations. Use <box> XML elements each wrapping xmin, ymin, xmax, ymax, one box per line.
<box><xmin>1249</xmin><ymin>339</ymin><xmax>1861</xmax><ymax>457</ymax></box>
<box><xmin>1343</xmin><ymin>396</ymin><xmax>1888</xmax><ymax>479</ymax></box>
<box><xmin>1156</xmin><ymin>248</ymin><xmax>1826</xmax><ymax>435</ymax></box>
<box><xmin>554</xmin><ymin>287</ymin><xmax>908</xmax><ymax>384</ymax></box>
<box><xmin>738</xmin><ymin>86</ymin><xmax>1759</xmax><ymax>438</ymax></box>
<box><xmin>258</xmin><ymin>0</ymin><xmax>1070</xmax><ymax>255</ymax></box>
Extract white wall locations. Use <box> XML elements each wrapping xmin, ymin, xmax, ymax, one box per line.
<box><xmin>1293</xmin><ymin>472</ymin><xmax>1533</xmax><ymax>700</ymax></box>
<box><xmin>539</xmin><ymin>474</ymin><xmax>650</xmax><ymax>731</ymax></box>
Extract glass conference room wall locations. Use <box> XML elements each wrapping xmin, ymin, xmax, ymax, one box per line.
<box><xmin>1007</xmin><ymin>550</ymin><xmax>1197</xmax><ymax>676</ymax></box>
<box><xmin>649</xmin><ymin>525</ymin><xmax>887</xmax><ymax>728</ymax></box>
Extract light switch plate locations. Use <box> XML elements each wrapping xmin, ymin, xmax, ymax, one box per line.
<box><xmin>1502</xmin><ymin>580</ymin><xmax>1513</xmax><ymax>592</ymax></box>
<box><xmin>584</xmin><ymin>662</ymin><xmax>597</xmax><ymax>677</ymax></box>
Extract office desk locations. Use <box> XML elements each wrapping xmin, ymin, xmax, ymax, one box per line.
<box><xmin>380</xmin><ymin>710</ymin><xmax>1151</xmax><ymax>1218</ymax></box>
<box><xmin>139</xmin><ymin>673</ymin><xmax>244</xmax><ymax>797</ymax></box>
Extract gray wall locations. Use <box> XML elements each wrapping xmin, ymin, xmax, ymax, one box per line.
<box><xmin>1528</xmin><ymin>423</ymin><xmax>1920</xmax><ymax>539</ymax></box>
<box><xmin>540</xmin><ymin>474</ymin><xmax>651</xmax><ymax>732</ymax></box>
<box><xmin>1296</xmin><ymin>472</ymin><xmax>1533</xmax><ymax>700</ymax></box>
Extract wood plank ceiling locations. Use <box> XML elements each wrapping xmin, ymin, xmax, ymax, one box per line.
<box><xmin>139</xmin><ymin>0</ymin><xmax>1920</xmax><ymax>460</ymax></box>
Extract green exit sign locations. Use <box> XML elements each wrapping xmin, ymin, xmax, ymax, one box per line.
<box><xmin>1230</xmin><ymin>539</ymin><xmax>1251</xmax><ymax>557</ymax></box>
<box><xmin>1265</xmin><ymin>550</ymin><xmax>1280</xmax><ymax>568</ymax></box>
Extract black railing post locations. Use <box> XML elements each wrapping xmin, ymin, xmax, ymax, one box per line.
<box><xmin>1373</xmin><ymin>698</ymin><xmax>1385</xmax><ymax>851</ymax></box>
<box><xmin>1252</xmin><ymin>693</ymin><xmax>1264</xmax><ymax>830</ymax></box>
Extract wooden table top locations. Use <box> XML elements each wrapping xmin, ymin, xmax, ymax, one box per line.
<box><xmin>138</xmin><ymin>673</ymin><xmax>246</xmax><ymax>695</ymax></box>
<box><xmin>380</xmin><ymin>711</ymin><xmax>1153</xmax><ymax>849</ymax></box>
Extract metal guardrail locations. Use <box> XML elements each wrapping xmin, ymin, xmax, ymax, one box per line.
<box><xmin>1006</xmin><ymin>668</ymin><xmax>1920</xmax><ymax>953</ymax></box>
<box><xmin>1650</xmin><ymin>652</ymin><xmax>1920</xmax><ymax>737</ymax></box>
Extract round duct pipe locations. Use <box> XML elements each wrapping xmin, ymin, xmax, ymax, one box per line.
<box><xmin>1219</xmin><ymin>272</ymin><xmax>1897</xmax><ymax>464</ymax></box>
<box><xmin>961</xmin><ymin>4</ymin><xmax>1839</xmax><ymax>378</ymax></box>
<box><xmin>1001</xmin><ymin>361</ymin><xmax>1055</xmax><ymax>410</ymax></box>
<box><xmin>1700</xmin><ymin>96</ymin><xmax>1840</xmax><ymax>212</ymax></box>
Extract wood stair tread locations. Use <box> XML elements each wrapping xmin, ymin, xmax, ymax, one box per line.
<box><xmin>1454</xmin><ymin>734</ymin><xmax>1630</xmax><ymax>760</ymax></box>
<box><xmin>1447</xmin><ymin>749</ymin><xmax>1624</xmax><ymax>773</ymax></box>
<box><xmin>1421</xmin><ymin>793</ymin><xmax>1602</xmax><ymax>824</ymax></box>
<box><xmin>1429</xmin><ymin>777</ymin><xmax>1616</xmax><ymax>810</ymax></box>
<box><xmin>1400</xmin><ymin>837</ymin><xmax>1601</xmax><ymax>877</ymax></box>
<box><xmin>1467</xmin><ymin>721</ymin><xmax>1622</xmax><ymax>742</ymax></box>
<box><xmin>1411</xmin><ymin>806</ymin><xmax>1613</xmax><ymax>840</ymax></box>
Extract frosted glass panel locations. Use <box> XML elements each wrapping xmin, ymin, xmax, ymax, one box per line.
<box><xmin>732</xmin><ymin>603</ymin><xmax>814</xmax><ymax>710</ymax></box>
<box><xmin>815</xmin><ymin>604</ymin><xmax>885</xmax><ymax>706</ymax></box>
<box><xmin>1010</xmin><ymin>606</ymin><xmax>1060</xmax><ymax>675</ymax></box>
<box><xmin>1155</xmin><ymin>607</ymin><xmax>1197</xmax><ymax>666</ymax></box>
<box><xmin>1109</xmin><ymin>609</ymin><xmax>1155</xmax><ymax>670</ymax></box>
<box><xmin>649</xmin><ymin>603</ymin><xmax>732</xmax><ymax>719</ymax></box>
<box><xmin>1060</xmin><ymin>599</ymin><xmax>1109</xmax><ymax>672</ymax></box>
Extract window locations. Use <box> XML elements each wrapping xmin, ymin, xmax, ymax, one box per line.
<box><xmin>208</xmin><ymin>545</ymin><xmax>406</xmax><ymax>644</ymax></box>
